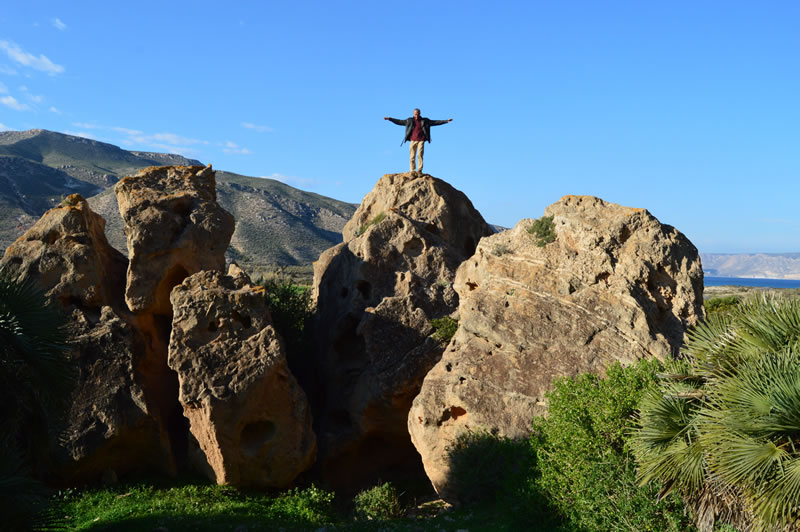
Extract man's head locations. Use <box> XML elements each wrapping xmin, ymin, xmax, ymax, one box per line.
<box><xmin>413</xmin><ymin>108</ymin><xmax>420</xmax><ymax>118</ymax></box>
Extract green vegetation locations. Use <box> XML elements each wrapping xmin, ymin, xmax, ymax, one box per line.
<box><xmin>352</xmin><ymin>482</ymin><xmax>403</xmax><ymax>521</ymax></box>
<box><xmin>430</xmin><ymin>316</ymin><xmax>458</xmax><ymax>343</ymax></box>
<box><xmin>527</xmin><ymin>215</ymin><xmax>556</xmax><ymax>247</ymax></box>
<box><xmin>256</xmin><ymin>272</ymin><xmax>315</xmax><ymax>367</ymax></box>
<box><xmin>356</xmin><ymin>212</ymin><xmax>386</xmax><ymax>236</ymax></box>
<box><xmin>632</xmin><ymin>294</ymin><xmax>800</xmax><ymax>531</ymax></box>
<box><xmin>58</xmin><ymin>480</ymin><xmax>336</xmax><ymax>531</ymax></box>
<box><xmin>704</xmin><ymin>294</ymin><xmax>741</xmax><ymax>317</ymax></box>
<box><xmin>0</xmin><ymin>267</ymin><xmax>74</xmax><ymax>531</ymax></box>
<box><xmin>529</xmin><ymin>360</ymin><xmax>694</xmax><ymax>531</ymax></box>
<box><xmin>446</xmin><ymin>429</ymin><xmax>531</xmax><ymax>506</ymax></box>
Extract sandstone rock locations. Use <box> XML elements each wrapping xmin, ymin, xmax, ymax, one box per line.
<box><xmin>56</xmin><ymin>306</ymin><xmax>175</xmax><ymax>481</ymax></box>
<box><xmin>169</xmin><ymin>270</ymin><xmax>315</xmax><ymax>488</ymax></box>
<box><xmin>0</xmin><ymin>194</ymin><xmax>126</xmax><ymax>308</ymax></box>
<box><xmin>0</xmin><ymin>196</ymin><xmax>176</xmax><ymax>482</ymax></box>
<box><xmin>312</xmin><ymin>172</ymin><xmax>493</xmax><ymax>485</ymax></box>
<box><xmin>409</xmin><ymin>195</ymin><xmax>704</xmax><ymax>502</ymax></box>
<box><xmin>115</xmin><ymin>165</ymin><xmax>235</xmax><ymax>315</ymax></box>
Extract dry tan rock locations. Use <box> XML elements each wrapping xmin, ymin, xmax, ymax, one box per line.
<box><xmin>0</xmin><ymin>194</ymin><xmax>126</xmax><ymax>307</ymax></box>
<box><xmin>0</xmin><ymin>195</ymin><xmax>176</xmax><ymax>482</ymax></box>
<box><xmin>409</xmin><ymin>195</ymin><xmax>704</xmax><ymax>502</ymax></box>
<box><xmin>312</xmin><ymin>172</ymin><xmax>493</xmax><ymax>485</ymax></box>
<box><xmin>115</xmin><ymin>165</ymin><xmax>234</xmax><ymax>315</ymax></box>
<box><xmin>56</xmin><ymin>306</ymin><xmax>176</xmax><ymax>481</ymax></box>
<box><xmin>168</xmin><ymin>270</ymin><xmax>316</xmax><ymax>488</ymax></box>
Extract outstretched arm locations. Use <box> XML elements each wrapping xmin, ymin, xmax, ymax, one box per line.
<box><xmin>429</xmin><ymin>119</ymin><xmax>454</xmax><ymax>126</ymax></box>
<box><xmin>384</xmin><ymin>117</ymin><xmax>407</xmax><ymax>126</ymax></box>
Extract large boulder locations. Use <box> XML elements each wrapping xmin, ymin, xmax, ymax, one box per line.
<box><xmin>409</xmin><ymin>195</ymin><xmax>704</xmax><ymax>501</ymax></box>
<box><xmin>114</xmin><ymin>165</ymin><xmax>235</xmax><ymax>315</ymax></box>
<box><xmin>0</xmin><ymin>195</ymin><xmax>175</xmax><ymax>482</ymax></box>
<box><xmin>0</xmin><ymin>194</ymin><xmax>126</xmax><ymax>308</ymax></box>
<box><xmin>312</xmin><ymin>172</ymin><xmax>493</xmax><ymax>485</ymax></box>
<box><xmin>168</xmin><ymin>269</ymin><xmax>316</xmax><ymax>488</ymax></box>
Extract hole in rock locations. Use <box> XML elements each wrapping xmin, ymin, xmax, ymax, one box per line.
<box><xmin>356</xmin><ymin>280</ymin><xmax>372</xmax><ymax>300</ymax></box>
<box><xmin>466</xmin><ymin>281</ymin><xmax>478</xmax><ymax>291</ymax></box>
<box><xmin>240</xmin><ymin>420</ymin><xmax>277</xmax><ymax>457</ymax></box>
<box><xmin>232</xmin><ymin>311</ymin><xmax>252</xmax><ymax>329</ymax></box>
<box><xmin>171</xmin><ymin>197</ymin><xmax>192</xmax><ymax>217</ymax></box>
<box><xmin>340</xmin><ymin>287</ymin><xmax>349</xmax><ymax>299</ymax></box>
<box><xmin>439</xmin><ymin>405</ymin><xmax>467</xmax><ymax>424</ymax></box>
<box><xmin>207</xmin><ymin>320</ymin><xmax>218</xmax><ymax>332</ymax></box>
<box><xmin>462</xmin><ymin>236</ymin><xmax>476</xmax><ymax>257</ymax></box>
<box><xmin>44</xmin><ymin>230</ymin><xmax>60</xmax><ymax>245</ymax></box>
<box><xmin>403</xmin><ymin>237</ymin><xmax>424</xmax><ymax>258</ymax></box>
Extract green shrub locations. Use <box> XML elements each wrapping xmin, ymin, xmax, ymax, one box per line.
<box><xmin>704</xmin><ymin>295</ymin><xmax>740</xmax><ymax>317</ymax></box>
<box><xmin>356</xmin><ymin>212</ymin><xmax>386</xmax><ymax>236</ymax></box>
<box><xmin>632</xmin><ymin>295</ymin><xmax>800</xmax><ymax>531</ymax></box>
<box><xmin>531</xmin><ymin>360</ymin><xmax>694</xmax><ymax>531</ymax></box>
<box><xmin>352</xmin><ymin>482</ymin><xmax>402</xmax><ymax>521</ymax></box>
<box><xmin>0</xmin><ymin>267</ymin><xmax>74</xmax><ymax>531</ymax></box>
<box><xmin>257</xmin><ymin>273</ymin><xmax>314</xmax><ymax>360</ymax></box>
<box><xmin>270</xmin><ymin>484</ymin><xmax>336</xmax><ymax>524</ymax></box>
<box><xmin>527</xmin><ymin>215</ymin><xmax>555</xmax><ymax>247</ymax></box>
<box><xmin>446</xmin><ymin>429</ymin><xmax>532</xmax><ymax>505</ymax></box>
<box><xmin>431</xmin><ymin>316</ymin><xmax>458</xmax><ymax>343</ymax></box>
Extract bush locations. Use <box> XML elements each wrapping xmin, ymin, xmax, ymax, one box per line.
<box><xmin>527</xmin><ymin>215</ymin><xmax>555</xmax><ymax>247</ymax></box>
<box><xmin>704</xmin><ymin>295</ymin><xmax>740</xmax><ymax>317</ymax></box>
<box><xmin>0</xmin><ymin>267</ymin><xmax>74</xmax><ymax>530</ymax></box>
<box><xmin>257</xmin><ymin>273</ymin><xmax>314</xmax><ymax>361</ymax></box>
<box><xmin>446</xmin><ymin>429</ymin><xmax>531</xmax><ymax>505</ymax></box>
<box><xmin>353</xmin><ymin>482</ymin><xmax>402</xmax><ymax>521</ymax></box>
<box><xmin>633</xmin><ymin>294</ymin><xmax>800</xmax><ymax>531</ymax></box>
<box><xmin>431</xmin><ymin>316</ymin><xmax>458</xmax><ymax>344</ymax></box>
<box><xmin>531</xmin><ymin>360</ymin><xmax>694</xmax><ymax>531</ymax></box>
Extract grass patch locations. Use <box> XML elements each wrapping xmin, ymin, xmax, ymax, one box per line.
<box><xmin>59</xmin><ymin>479</ymin><xmax>335</xmax><ymax>531</ymax></box>
<box><xmin>431</xmin><ymin>316</ymin><xmax>458</xmax><ymax>343</ymax></box>
<box><xmin>356</xmin><ymin>212</ymin><xmax>386</xmax><ymax>236</ymax></box>
<box><xmin>527</xmin><ymin>216</ymin><xmax>555</xmax><ymax>247</ymax></box>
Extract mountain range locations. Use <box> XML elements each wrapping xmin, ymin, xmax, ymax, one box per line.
<box><xmin>0</xmin><ymin>129</ymin><xmax>356</xmax><ymax>278</ymax></box>
<box><xmin>2</xmin><ymin>130</ymin><xmax>798</xmax><ymax>281</ymax></box>
<box><xmin>700</xmin><ymin>253</ymin><xmax>800</xmax><ymax>280</ymax></box>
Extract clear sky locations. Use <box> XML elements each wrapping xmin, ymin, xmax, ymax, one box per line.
<box><xmin>1</xmin><ymin>1</ymin><xmax>798</xmax><ymax>253</ymax></box>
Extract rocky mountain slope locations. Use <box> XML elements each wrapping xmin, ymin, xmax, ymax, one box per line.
<box><xmin>0</xmin><ymin>130</ymin><xmax>356</xmax><ymax>273</ymax></box>
<box><xmin>701</xmin><ymin>252</ymin><xmax>800</xmax><ymax>280</ymax></box>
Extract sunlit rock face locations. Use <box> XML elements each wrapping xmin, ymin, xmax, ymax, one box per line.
<box><xmin>409</xmin><ymin>195</ymin><xmax>704</xmax><ymax>503</ymax></box>
<box><xmin>311</xmin><ymin>172</ymin><xmax>493</xmax><ymax>487</ymax></box>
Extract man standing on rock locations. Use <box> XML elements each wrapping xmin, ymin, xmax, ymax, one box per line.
<box><xmin>384</xmin><ymin>109</ymin><xmax>453</xmax><ymax>174</ymax></box>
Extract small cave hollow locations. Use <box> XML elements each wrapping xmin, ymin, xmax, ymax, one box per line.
<box><xmin>232</xmin><ymin>310</ymin><xmax>252</xmax><ymax>329</ymax></box>
<box><xmin>240</xmin><ymin>420</ymin><xmax>276</xmax><ymax>457</ymax></box>
<box><xmin>438</xmin><ymin>405</ymin><xmax>467</xmax><ymax>425</ymax></box>
<box><xmin>356</xmin><ymin>280</ymin><xmax>372</xmax><ymax>301</ymax></box>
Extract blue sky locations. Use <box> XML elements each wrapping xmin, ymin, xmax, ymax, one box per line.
<box><xmin>1</xmin><ymin>1</ymin><xmax>798</xmax><ymax>253</ymax></box>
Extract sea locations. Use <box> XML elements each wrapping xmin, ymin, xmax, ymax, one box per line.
<box><xmin>705</xmin><ymin>276</ymin><xmax>800</xmax><ymax>289</ymax></box>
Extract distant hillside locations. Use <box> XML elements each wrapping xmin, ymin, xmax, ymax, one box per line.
<box><xmin>0</xmin><ymin>129</ymin><xmax>356</xmax><ymax>274</ymax></box>
<box><xmin>701</xmin><ymin>253</ymin><xmax>800</xmax><ymax>280</ymax></box>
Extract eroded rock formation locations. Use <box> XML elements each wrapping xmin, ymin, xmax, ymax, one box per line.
<box><xmin>408</xmin><ymin>195</ymin><xmax>704</xmax><ymax>502</ymax></box>
<box><xmin>312</xmin><ymin>172</ymin><xmax>494</xmax><ymax>485</ymax></box>
<box><xmin>115</xmin><ymin>165</ymin><xmax>234</xmax><ymax>315</ymax></box>
<box><xmin>0</xmin><ymin>194</ymin><xmax>175</xmax><ymax>481</ymax></box>
<box><xmin>168</xmin><ymin>269</ymin><xmax>316</xmax><ymax>488</ymax></box>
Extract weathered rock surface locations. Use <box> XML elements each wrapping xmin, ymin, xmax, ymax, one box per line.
<box><xmin>115</xmin><ymin>165</ymin><xmax>234</xmax><ymax>315</ymax></box>
<box><xmin>312</xmin><ymin>172</ymin><xmax>493</xmax><ymax>485</ymax></box>
<box><xmin>168</xmin><ymin>269</ymin><xmax>316</xmax><ymax>488</ymax></box>
<box><xmin>0</xmin><ymin>195</ymin><xmax>175</xmax><ymax>482</ymax></box>
<box><xmin>57</xmin><ymin>306</ymin><xmax>176</xmax><ymax>481</ymax></box>
<box><xmin>0</xmin><ymin>194</ymin><xmax>126</xmax><ymax>308</ymax></box>
<box><xmin>409</xmin><ymin>195</ymin><xmax>704</xmax><ymax>502</ymax></box>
